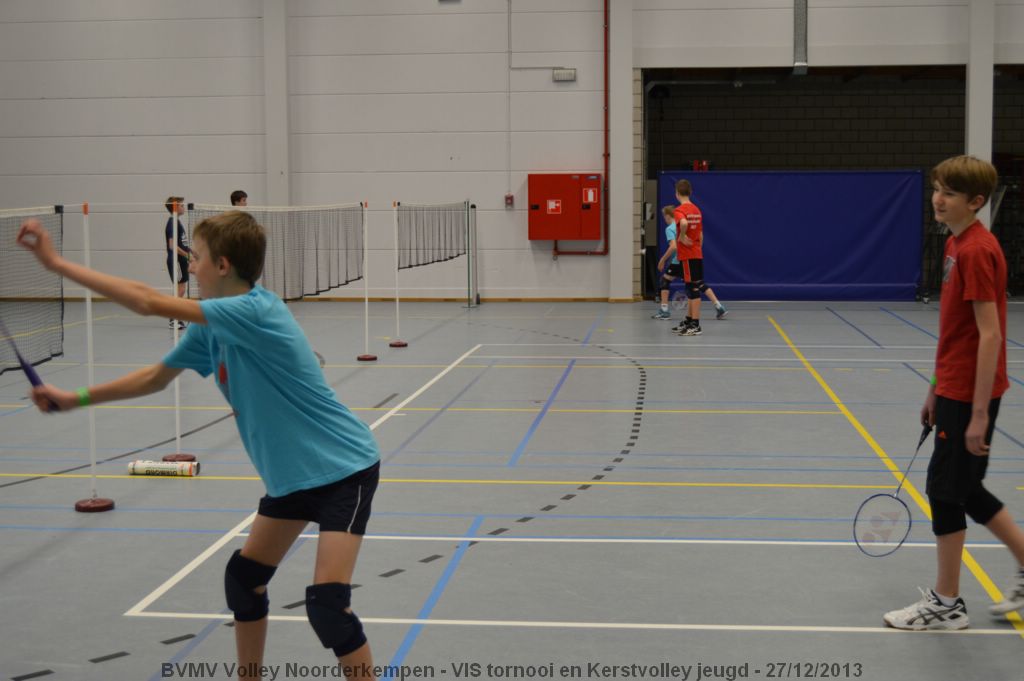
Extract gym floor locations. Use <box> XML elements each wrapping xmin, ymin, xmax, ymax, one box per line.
<box><xmin>1</xmin><ymin>299</ymin><xmax>1022</xmax><ymax>681</ymax></box>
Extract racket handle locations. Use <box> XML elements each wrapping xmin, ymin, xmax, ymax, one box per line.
<box><xmin>19</xmin><ymin>355</ymin><xmax>60</xmax><ymax>411</ymax></box>
<box><xmin>19</xmin><ymin>356</ymin><xmax>43</xmax><ymax>387</ymax></box>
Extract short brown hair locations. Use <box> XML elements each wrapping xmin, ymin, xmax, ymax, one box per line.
<box><xmin>930</xmin><ymin>155</ymin><xmax>998</xmax><ymax>207</ymax></box>
<box><xmin>675</xmin><ymin>179</ymin><xmax>692</xmax><ymax>197</ymax></box>
<box><xmin>165</xmin><ymin>196</ymin><xmax>184</xmax><ymax>214</ymax></box>
<box><xmin>192</xmin><ymin>210</ymin><xmax>267</xmax><ymax>286</ymax></box>
<box><xmin>661</xmin><ymin>205</ymin><xmax>676</xmax><ymax>220</ymax></box>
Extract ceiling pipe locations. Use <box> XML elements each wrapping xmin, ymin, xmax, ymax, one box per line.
<box><xmin>553</xmin><ymin>0</ymin><xmax>609</xmax><ymax>258</ymax></box>
<box><xmin>793</xmin><ymin>0</ymin><xmax>808</xmax><ymax>75</ymax></box>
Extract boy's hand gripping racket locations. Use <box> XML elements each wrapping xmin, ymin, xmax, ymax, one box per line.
<box><xmin>853</xmin><ymin>423</ymin><xmax>932</xmax><ymax>557</ymax></box>
<box><xmin>0</xmin><ymin>317</ymin><xmax>59</xmax><ymax>411</ymax></box>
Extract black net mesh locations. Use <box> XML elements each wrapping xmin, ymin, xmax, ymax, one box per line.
<box><xmin>0</xmin><ymin>207</ymin><xmax>64</xmax><ymax>375</ymax></box>
<box><xmin>397</xmin><ymin>201</ymin><xmax>469</xmax><ymax>270</ymax></box>
<box><xmin>188</xmin><ymin>204</ymin><xmax>364</xmax><ymax>301</ymax></box>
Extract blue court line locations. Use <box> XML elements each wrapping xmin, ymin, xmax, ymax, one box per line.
<box><xmin>0</xmin><ymin>405</ymin><xmax>35</xmax><ymax>419</ymax></box>
<box><xmin>0</xmin><ymin>504</ymin><xmax>255</xmax><ymax>513</ymax></box>
<box><xmin>902</xmin><ymin>362</ymin><xmax>1024</xmax><ymax>450</ymax></box>
<box><xmin>506</xmin><ymin>359</ymin><xmax>576</xmax><ymax>467</ymax></box>
<box><xmin>827</xmin><ymin>307</ymin><xmax>883</xmax><ymax>348</ymax></box>
<box><xmin>383</xmin><ymin>361</ymin><xmax>496</xmax><ymax>464</ymax></box>
<box><xmin>0</xmin><ymin>524</ymin><xmax>229</xmax><ymax>534</ymax></box>
<box><xmin>384</xmin><ymin>516</ymin><xmax>482</xmax><ymax>679</ymax></box>
<box><xmin>144</xmin><ymin>618</ymin><xmax>224</xmax><ymax>681</ymax></box>
<box><xmin>884</xmin><ymin>306</ymin><xmax>1024</xmax><ymax>349</ymax></box>
<box><xmin>880</xmin><ymin>307</ymin><xmax>938</xmax><ymax>339</ymax></box>
<box><xmin>580</xmin><ymin>312</ymin><xmax>604</xmax><ymax>346</ymax></box>
<box><xmin>5</xmin><ymin>519</ymin><xmax>1021</xmax><ymax>536</ymax></box>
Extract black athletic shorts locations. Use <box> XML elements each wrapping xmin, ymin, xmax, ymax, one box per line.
<box><xmin>258</xmin><ymin>461</ymin><xmax>380</xmax><ymax>534</ymax></box>
<box><xmin>166</xmin><ymin>255</ymin><xmax>190</xmax><ymax>284</ymax></box>
<box><xmin>926</xmin><ymin>396</ymin><xmax>1000</xmax><ymax>504</ymax></box>
<box><xmin>663</xmin><ymin>263</ymin><xmax>683</xmax><ymax>278</ymax></box>
<box><xmin>681</xmin><ymin>258</ymin><xmax>703</xmax><ymax>284</ymax></box>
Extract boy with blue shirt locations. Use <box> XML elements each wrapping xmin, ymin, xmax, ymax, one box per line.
<box><xmin>18</xmin><ymin>211</ymin><xmax>381</xmax><ymax>679</ymax></box>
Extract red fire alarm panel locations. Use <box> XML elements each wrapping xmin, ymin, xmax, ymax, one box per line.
<box><xmin>528</xmin><ymin>173</ymin><xmax>601</xmax><ymax>240</ymax></box>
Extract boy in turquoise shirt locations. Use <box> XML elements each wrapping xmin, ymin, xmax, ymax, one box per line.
<box><xmin>19</xmin><ymin>211</ymin><xmax>381</xmax><ymax>679</ymax></box>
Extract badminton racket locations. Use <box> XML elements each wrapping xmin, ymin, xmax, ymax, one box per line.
<box><xmin>0</xmin><ymin>316</ymin><xmax>58</xmax><ymax>410</ymax></box>
<box><xmin>853</xmin><ymin>423</ymin><xmax>932</xmax><ymax>557</ymax></box>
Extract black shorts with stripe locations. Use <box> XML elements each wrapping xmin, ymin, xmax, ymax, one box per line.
<box><xmin>258</xmin><ymin>461</ymin><xmax>380</xmax><ymax>534</ymax></box>
<box><xmin>681</xmin><ymin>258</ymin><xmax>703</xmax><ymax>284</ymax></box>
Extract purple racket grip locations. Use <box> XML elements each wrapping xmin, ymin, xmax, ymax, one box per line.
<box><xmin>18</xmin><ymin>353</ymin><xmax>43</xmax><ymax>387</ymax></box>
<box><xmin>17</xmin><ymin>350</ymin><xmax>59</xmax><ymax>411</ymax></box>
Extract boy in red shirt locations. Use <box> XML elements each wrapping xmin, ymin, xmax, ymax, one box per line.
<box><xmin>883</xmin><ymin>155</ymin><xmax>1024</xmax><ymax>630</ymax></box>
<box><xmin>671</xmin><ymin>179</ymin><xmax>726</xmax><ymax>336</ymax></box>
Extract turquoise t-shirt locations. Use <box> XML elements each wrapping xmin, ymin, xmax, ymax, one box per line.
<box><xmin>665</xmin><ymin>223</ymin><xmax>680</xmax><ymax>265</ymax></box>
<box><xmin>162</xmin><ymin>286</ymin><xmax>379</xmax><ymax>497</ymax></box>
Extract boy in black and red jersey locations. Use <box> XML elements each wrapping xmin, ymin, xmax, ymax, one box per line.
<box><xmin>883</xmin><ymin>155</ymin><xmax>1024</xmax><ymax>630</ymax></box>
<box><xmin>671</xmin><ymin>179</ymin><xmax>726</xmax><ymax>336</ymax></box>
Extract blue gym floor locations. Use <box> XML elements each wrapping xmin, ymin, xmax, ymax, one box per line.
<box><xmin>1</xmin><ymin>299</ymin><xmax>1022</xmax><ymax>681</ymax></box>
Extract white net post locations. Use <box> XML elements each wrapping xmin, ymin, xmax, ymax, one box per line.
<box><xmin>172</xmin><ymin>199</ymin><xmax>183</xmax><ymax>455</ymax></box>
<box><xmin>74</xmin><ymin>203</ymin><xmax>113</xmax><ymax>512</ymax></box>
<box><xmin>357</xmin><ymin>201</ymin><xmax>377</xmax><ymax>361</ymax></box>
<box><xmin>389</xmin><ymin>202</ymin><xmax>407</xmax><ymax>348</ymax></box>
<box><xmin>465</xmin><ymin>201</ymin><xmax>479</xmax><ymax>308</ymax></box>
<box><xmin>83</xmin><ymin>204</ymin><xmax>97</xmax><ymax>496</ymax></box>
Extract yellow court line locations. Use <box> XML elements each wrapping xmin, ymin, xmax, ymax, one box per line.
<box><xmin>768</xmin><ymin>315</ymin><xmax>1024</xmax><ymax>635</ymax></box>
<box><xmin>0</xmin><ymin>472</ymin><xmax>889</xmax><ymax>490</ymax></box>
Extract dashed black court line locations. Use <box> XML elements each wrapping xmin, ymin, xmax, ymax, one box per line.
<box><xmin>11</xmin><ymin>671</ymin><xmax>53</xmax><ymax>681</ymax></box>
<box><xmin>349</xmin><ymin>319</ymin><xmax>650</xmax><ymax>593</ymax></box>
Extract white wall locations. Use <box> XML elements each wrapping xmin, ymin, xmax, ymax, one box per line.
<box><xmin>2</xmin><ymin>1</ymin><xmax>1023</xmax><ymax>299</ymax></box>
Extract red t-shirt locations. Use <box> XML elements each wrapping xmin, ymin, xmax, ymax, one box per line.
<box><xmin>934</xmin><ymin>221</ymin><xmax>1009</xmax><ymax>402</ymax></box>
<box><xmin>673</xmin><ymin>202</ymin><xmax>703</xmax><ymax>260</ymax></box>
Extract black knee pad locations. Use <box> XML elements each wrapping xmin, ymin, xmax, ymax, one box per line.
<box><xmin>224</xmin><ymin>549</ymin><xmax>277</xmax><ymax>622</ymax></box>
<box><xmin>698</xmin><ymin>283</ymin><xmax>709</xmax><ymax>294</ymax></box>
<box><xmin>686</xmin><ymin>281</ymin><xmax>702</xmax><ymax>300</ymax></box>
<box><xmin>306</xmin><ymin>583</ymin><xmax>367</xmax><ymax>658</ymax></box>
<box><xmin>659</xmin><ymin>275</ymin><xmax>674</xmax><ymax>294</ymax></box>
<box><xmin>964</xmin><ymin>486</ymin><xmax>1003</xmax><ymax>526</ymax></box>
<box><xmin>930</xmin><ymin>498</ymin><xmax>967</xmax><ymax>536</ymax></box>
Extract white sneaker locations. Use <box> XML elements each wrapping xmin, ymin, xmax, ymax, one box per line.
<box><xmin>989</xmin><ymin>569</ymin><xmax>1024</xmax><ymax>616</ymax></box>
<box><xmin>883</xmin><ymin>587</ymin><xmax>968</xmax><ymax>631</ymax></box>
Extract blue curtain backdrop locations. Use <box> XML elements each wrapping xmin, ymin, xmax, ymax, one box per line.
<box><xmin>656</xmin><ymin>171</ymin><xmax>923</xmax><ymax>300</ymax></box>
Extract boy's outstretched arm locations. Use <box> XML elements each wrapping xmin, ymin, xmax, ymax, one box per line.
<box><xmin>31</xmin><ymin>362</ymin><xmax>183</xmax><ymax>413</ymax></box>
<box><xmin>18</xmin><ymin>218</ymin><xmax>204</xmax><ymax>324</ymax></box>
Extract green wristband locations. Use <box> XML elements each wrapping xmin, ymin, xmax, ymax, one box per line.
<box><xmin>930</xmin><ymin>374</ymin><xmax>937</xmax><ymax>386</ymax></box>
<box><xmin>76</xmin><ymin>387</ymin><xmax>91</xmax><ymax>407</ymax></box>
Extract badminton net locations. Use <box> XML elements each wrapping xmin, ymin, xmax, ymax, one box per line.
<box><xmin>188</xmin><ymin>203</ymin><xmax>363</xmax><ymax>301</ymax></box>
<box><xmin>397</xmin><ymin>201</ymin><xmax>470</xmax><ymax>270</ymax></box>
<box><xmin>0</xmin><ymin>206</ymin><xmax>64</xmax><ymax>375</ymax></box>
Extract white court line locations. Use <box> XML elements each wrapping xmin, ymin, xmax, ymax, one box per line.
<box><xmin>369</xmin><ymin>344</ymin><xmax>481</xmax><ymax>431</ymax></box>
<box><xmin>122</xmin><ymin>344</ymin><xmax>482</xmax><ymax>618</ymax></box>
<box><xmin>240</xmin><ymin>533</ymin><xmax>1009</xmax><ymax>549</ymax></box>
<box><xmin>123</xmin><ymin>511</ymin><xmax>256</xmax><ymax>617</ymax></box>
<box><xmin>124</xmin><ymin>611</ymin><xmax>1019</xmax><ymax>635</ymax></box>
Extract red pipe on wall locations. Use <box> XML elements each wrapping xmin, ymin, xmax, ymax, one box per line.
<box><xmin>553</xmin><ymin>0</ymin><xmax>609</xmax><ymax>258</ymax></box>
